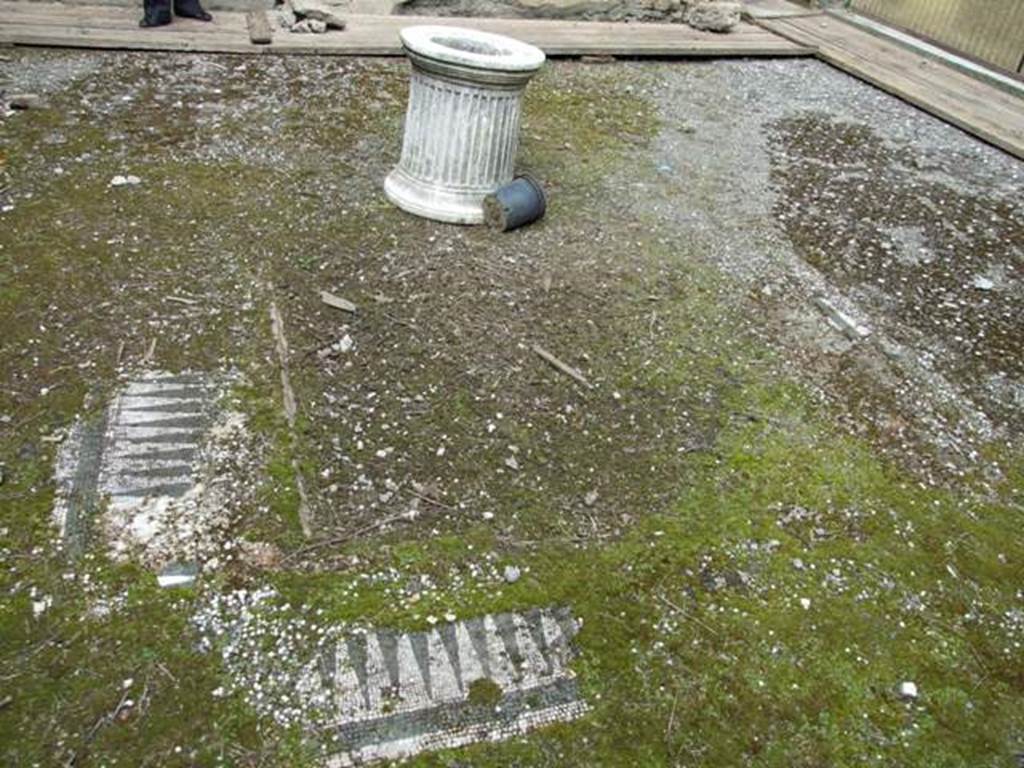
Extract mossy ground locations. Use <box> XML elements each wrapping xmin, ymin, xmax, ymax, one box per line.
<box><xmin>1</xmin><ymin>50</ymin><xmax>1022</xmax><ymax>767</ymax></box>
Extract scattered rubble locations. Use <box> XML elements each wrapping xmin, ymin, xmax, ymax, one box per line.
<box><xmin>291</xmin><ymin>18</ymin><xmax>329</xmax><ymax>33</ymax></box>
<box><xmin>289</xmin><ymin>0</ymin><xmax>347</xmax><ymax>28</ymax></box>
<box><xmin>274</xmin><ymin>0</ymin><xmax>346</xmax><ymax>34</ymax></box>
<box><xmin>394</xmin><ymin>0</ymin><xmax>741</xmax><ymax>32</ymax></box>
<box><xmin>686</xmin><ymin>1</ymin><xmax>741</xmax><ymax>32</ymax></box>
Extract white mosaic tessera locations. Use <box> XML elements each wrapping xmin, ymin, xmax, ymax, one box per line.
<box><xmin>385</xmin><ymin>25</ymin><xmax>546</xmax><ymax>224</ymax></box>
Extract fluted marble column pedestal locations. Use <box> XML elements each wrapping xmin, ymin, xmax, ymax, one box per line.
<box><xmin>385</xmin><ymin>26</ymin><xmax>545</xmax><ymax>224</ymax></box>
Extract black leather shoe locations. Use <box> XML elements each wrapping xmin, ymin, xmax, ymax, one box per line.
<box><xmin>140</xmin><ymin>0</ymin><xmax>172</xmax><ymax>26</ymax></box>
<box><xmin>174</xmin><ymin>0</ymin><xmax>213</xmax><ymax>21</ymax></box>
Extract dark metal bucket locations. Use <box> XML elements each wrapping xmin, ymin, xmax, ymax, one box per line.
<box><xmin>483</xmin><ymin>175</ymin><xmax>547</xmax><ymax>232</ymax></box>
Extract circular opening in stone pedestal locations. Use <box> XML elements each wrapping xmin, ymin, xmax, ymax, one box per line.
<box><xmin>400</xmin><ymin>26</ymin><xmax>546</xmax><ymax>73</ymax></box>
<box><xmin>431</xmin><ymin>36</ymin><xmax>509</xmax><ymax>57</ymax></box>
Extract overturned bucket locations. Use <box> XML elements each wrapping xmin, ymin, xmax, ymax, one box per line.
<box><xmin>483</xmin><ymin>175</ymin><xmax>547</xmax><ymax>232</ymax></box>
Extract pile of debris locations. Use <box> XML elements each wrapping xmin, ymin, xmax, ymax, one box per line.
<box><xmin>275</xmin><ymin>0</ymin><xmax>347</xmax><ymax>34</ymax></box>
<box><xmin>394</xmin><ymin>0</ymin><xmax>744</xmax><ymax>32</ymax></box>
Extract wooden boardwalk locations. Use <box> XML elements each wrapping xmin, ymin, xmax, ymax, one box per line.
<box><xmin>2</xmin><ymin>1</ymin><xmax>1022</xmax><ymax>159</ymax></box>
<box><xmin>757</xmin><ymin>11</ymin><xmax>1024</xmax><ymax>160</ymax></box>
<box><xmin>0</xmin><ymin>2</ymin><xmax>812</xmax><ymax>57</ymax></box>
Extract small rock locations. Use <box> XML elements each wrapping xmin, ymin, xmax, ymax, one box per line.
<box><xmin>31</xmin><ymin>596</ymin><xmax>52</xmax><ymax>617</ymax></box>
<box><xmin>290</xmin><ymin>18</ymin><xmax>328</xmax><ymax>33</ymax></box>
<box><xmin>972</xmin><ymin>275</ymin><xmax>995</xmax><ymax>291</ymax></box>
<box><xmin>686</xmin><ymin>1</ymin><xmax>741</xmax><ymax>32</ymax></box>
<box><xmin>275</xmin><ymin>4</ymin><xmax>297</xmax><ymax>28</ymax></box>
<box><xmin>157</xmin><ymin>562</ymin><xmax>198</xmax><ymax>588</ymax></box>
<box><xmin>8</xmin><ymin>93</ymin><xmax>44</xmax><ymax>110</ymax></box>
<box><xmin>109</xmin><ymin>174</ymin><xmax>142</xmax><ymax>187</ymax></box>
<box><xmin>289</xmin><ymin>0</ymin><xmax>345</xmax><ymax>28</ymax></box>
<box><xmin>504</xmin><ymin>456</ymin><xmax>520</xmax><ymax>471</ymax></box>
<box><xmin>898</xmin><ymin>681</ymin><xmax>918</xmax><ymax>700</ymax></box>
<box><xmin>584</xmin><ymin>490</ymin><xmax>599</xmax><ymax>507</ymax></box>
<box><xmin>799</xmin><ymin>597</ymin><xmax>811</xmax><ymax>610</ymax></box>
<box><xmin>503</xmin><ymin>565</ymin><xmax>521</xmax><ymax>584</ymax></box>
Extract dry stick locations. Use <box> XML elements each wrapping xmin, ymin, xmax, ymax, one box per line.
<box><xmin>269</xmin><ymin>302</ymin><xmax>314</xmax><ymax>538</ymax></box>
<box><xmin>406</xmin><ymin>488</ymin><xmax>455</xmax><ymax>511</ymax></box>
<box><xmin>532</xmin><ymin>344</ymin><xmax>593</xmax><ymax>389</ymax></box>
<box><xmin>283</xmin><ymin>511</ymin><xmax>412</xmax><ymax>562</ymax></box>
<box><xmin>666</xmin><ymin>690</ymin><xmax>679</xmax><ymax>742</ymax></box>
<box><xmin>165</xmin><ymin>295</ymin><xmax>198</xmax><ymax>306</ymax></box>
<box><xmin>656</xmin><ymin>593</ymin><xmax>719</xmax><ymax>637</ymax></box>
<box><xmin>86</xmin><ymin>688</ymin><xmax>131</xmax><ymax>743</ymax></box>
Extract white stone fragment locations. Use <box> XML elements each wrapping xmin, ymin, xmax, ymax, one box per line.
<box><xmin>972</xmin><ymin>276</ymin><xmax>995</xmax><ymax>291</ymax></box>
<box><xmin>157</xmin><ymin>570</ymin><xmax>197</xmax><ymax>588</ymax></box>
<box><xmin>898</xmin><ymin>681</ymin><xmax>919</xmax><ymax>700</ymax></box>
<box><xmin>32</xmin><ymin>596</ymin><xmax>52</xmax><ymax>617</ymax></box>
<box><xmin>109</xmin><ymin>174</ymin><xmax>142</xmax><ymax>187</ymax></box>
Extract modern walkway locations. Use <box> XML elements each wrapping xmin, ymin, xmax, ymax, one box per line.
<box><xmin>755</xmin><ymin>9</ymin><xmax>1024</xmax><ymax>159</ymax></box>
<box><xmin>0</xmin><ymin>2</ymin><xmax>812</xmax><ymax>57</ymax></box>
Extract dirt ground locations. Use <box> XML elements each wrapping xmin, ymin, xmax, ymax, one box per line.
<box><xmin>1</xmin><ymin>48</ymin><xmax>1022</xmax><ymax>767</ymax></box>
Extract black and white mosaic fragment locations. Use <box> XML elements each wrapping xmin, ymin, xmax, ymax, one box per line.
<box><xmin>196</xmin><ymin>590</ymin><xmax>589</xmax><ymax>765</ymax></box>
<box><xmin>52</xmin><ymin>371</ymin><xmax>250</xmax><ymax>573</ymax></box>
<box><xmin>317</xmin><ymin>606</ymin><xmax>588</xmax><ymax>766</ymax></box>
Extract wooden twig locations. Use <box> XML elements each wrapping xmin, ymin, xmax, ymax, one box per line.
<box><xmin>656</xmin><ymin>593</ymin><xmax>718</xmax><ymax>637</ymax></box>
<box><xmin>532</xmin><ymin>344</ymin><xmax>592</xmax><ymax>388</ymax></box>
<box><xmin>666</xmin><ymin>690</ymin><xmax>679</xmax><ymax>741</ymax></box>
<box><xmin>165</xmin><ymin>295</ymin><xmax>198</xmax><ymax>306</ymax></box>
<box><xmin>283</xmin><ymin>511</ymin><xmax>413</xmax><ymax>563</ymax></box>
<box><xmin>406</xmin><ymin>488</ymin><xmax>455</xmax><ymax>511</ymax></box>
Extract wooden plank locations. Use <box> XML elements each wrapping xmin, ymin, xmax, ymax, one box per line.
<box><xmin>0</xmin><ymin>2</ymin><xmax>813</xmax><ymax>56</ymax></box>
<box><xmin>852</xmin><ymin>0</ymin><xmax>1024</xmax><ymax>73</ymax></box>
<box><xmin>742</xmin><ymin>0</ymin><xmax>822</xmax><ymax>21</ymax></box>
<box><xmin>246</xmin><ymin>8</ymin><xmax>272</xmax><ymax>45</ymax></box>
<box><xmin>0</xmin><ymin>6</ymin><xmax>248</xmax><ymax>34</ymax></box>
<box><xmin>759</xmin><ymin>14</ymin><xmax>1024</xmax><ymax>160</ymax></box>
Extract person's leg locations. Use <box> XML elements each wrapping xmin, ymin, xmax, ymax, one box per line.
<box><xmin>139</xmin><ymin>0</ymin><xmax>172</xmax><ymax>27</ymax></box>
<box><xmin>173</xmin><ymin>0</ymin><xmax>213</xmax><ymax>21</ymax></box>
